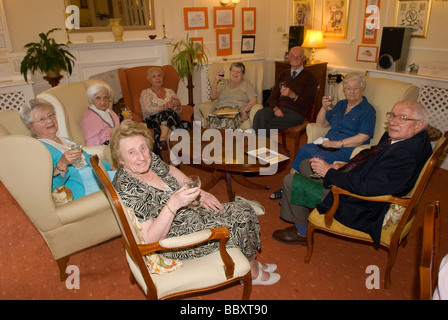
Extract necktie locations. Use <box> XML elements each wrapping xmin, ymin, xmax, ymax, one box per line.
<box><xmin>291</xmin><ymin>71</ymin><xmax>297</xmax><ymax>79</ymax></box>
<box><xmin>339</xmin><ymin>138</ymin><xmax>391</xmax><ymax>170</ymax></box>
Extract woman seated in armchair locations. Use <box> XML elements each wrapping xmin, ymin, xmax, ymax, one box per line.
<box><xmin>140</xmin><ymin>67</ymin><xmax>190</xmax><ymax>151</ymax></box>
<box><xmin>110</xmin><ymin>120</ymin><xmax>280</xmax><ymax>285</ymax></box>
<box><xmin>81</xmin><ymin>82</ymin><xmax>132</xmax><ymax>146</ymax></box>
<box><xmin>205</xmin><ymin>62</ymin><xmax>259</xmax><ymax>130</ymax></box>
<box><xmin>20</xmin><ymin>98</ymin><xmax>116</xmax><ymax>200</ymax></box>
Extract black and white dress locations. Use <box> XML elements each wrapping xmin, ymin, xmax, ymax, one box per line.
<box><xmin>112</xmin><ymin>152</ymin><xmax>261</xmax><ymax>261</ymax></box>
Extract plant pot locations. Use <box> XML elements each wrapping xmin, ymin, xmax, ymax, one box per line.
<box><xmin>109</xmin><ymin>19</ymin><xmax>124</xmax><ymax>41</ymax></box>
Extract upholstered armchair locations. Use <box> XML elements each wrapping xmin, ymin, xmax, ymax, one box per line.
<box><xmin>306</xmin><ymin>77</ymin><xmax>420</xmax><ymax>157</ymax></box>
<box><xmin>0</xmin><ymin>133</ymin><xmax>121</xmax><ymax>281</ymax></box>
<box><xmin>118</xmin><ymin>65</ymin><xmax>193</xmax><ymax>124</ymax></box>
<box><xmin>199</xmin><ymin>62</ymin><xmax>264</xmax><ymax>129</ymax></box>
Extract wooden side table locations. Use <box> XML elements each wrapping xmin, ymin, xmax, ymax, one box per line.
<box><xmin>275</xmin><ymin>61</ymin><xmax>327</xmax><ymax>122</ymax></box>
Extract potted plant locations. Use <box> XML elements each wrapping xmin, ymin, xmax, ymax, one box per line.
<box><xmin>20</xmin><ymin>28</ymin><xmax>76</xmax><ymax>86</ymax></box>
<box><xmin>170</xmin><ymin>33</ymin><xmax>209</xmax><ymax>106</ymax></box>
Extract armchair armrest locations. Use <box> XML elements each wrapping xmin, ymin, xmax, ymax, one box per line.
<box><xmin>138</xmin><ymin>226</ymin><xmax>235</xmax><ymax>279</ymax></box>
<box><xmin>324</xmin><ymin>185</ymin><xmax>411</xmax><ymax>228</ymax></box>
<box><xmin>306</xmin><ymin>123</ymin><xmax>330</xmax><ymax>144</ymax></box>
<box><xmin>84</xmin><ymin>145</ymin><xmax>112</xmax><ymax>164</ymax></box>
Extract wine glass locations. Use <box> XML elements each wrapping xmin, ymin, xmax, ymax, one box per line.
<box><xmin>279</xmin><ymin>81</ymin><xmax>287</xmax><ymax>95</ymax></box>
<box><xmin>326</xmin><ymin>85</ymin><xmax>335</xmax><ymax>110</ymax></box>
<box><xmin>310</xmin><ymin>154</ymin><xmax>324</xmax><ymax>179</ymax></box>
<box><xmin>69</xmin><ymin>144</ymin><xmax>84</xmax><ymax>169</ymax></box>
<box><xmin>217</xmin><ymin>68</ymin><xmax>225</xmax><ymax>84</ymax></box>
<box><xmin>183</xmin><ymin>175</ymin><xmax>201</xmax><ymax>206</ymax></box>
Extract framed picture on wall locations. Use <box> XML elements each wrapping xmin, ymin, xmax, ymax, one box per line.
<box><xmin>242</xmin><ymin>8</ymin><xmax>256</xmax><ymax>34</ymax></box>
<box><xmin>362</xmin><ymin>0</ymin><xmax>381</xmax><ymax>44</ymax></box>
<box><xmin>322</xmin><ymin>0</ymin><xmax>350</xmax><ymax>39</ymax></box>
<box><xmin>191</xmin><ymin>37</ymin><xmax>204</xmax><ymax>57</ymax></box>
<box><xmin>216</xmin><ymin>28</ymin><xmax>232</xmax><ymax>56</ymax></box>
<box><xmin>213</xmin><ymin>7</ymin><xmax>235</xmax><ymax>28</ymax></box>
<box><xmin>183</xmin><ymin>7</ymin><xmax>209</xmax><ymax>30</ymax></box>
<box><xmin>241</xmin><ymin>35</ymin><xmax>255</xmax><ymax>54</ymax></box>
<box><xmin>395</xmin><ymin>0</ymin><xmax>432</xmax><ymax>38</ymax></box>
<box><xmin>356</xmin><ymin>45</ymin><xmax>379</xmax><ymax>63</ymax></box>
<box><xmin>292</xmin><ymin>0</ymin><xmax>315</xmax><ymax>29</ymax></box>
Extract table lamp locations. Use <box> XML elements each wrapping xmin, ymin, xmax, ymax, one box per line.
<box><xmin>302</xmin><ymin>30</ymin><xmax>326</xmax><ymax>64</ymax></box>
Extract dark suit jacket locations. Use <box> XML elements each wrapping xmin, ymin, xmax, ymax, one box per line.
<box><xmin>268</xmin><ymin>68</ymin><xmax>317</xmax><ymax>118</ymax></box>
<box><xmin>317</xmin><ymin>130</ymin><xmax>432</xmax><ymax>244</ymax></box>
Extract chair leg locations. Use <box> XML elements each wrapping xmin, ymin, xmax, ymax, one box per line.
<box><xmin>304</xmin><ymin>223</ymin><xmax>315</xmax><ymax>263</ymax></box>
<box><xmin>384</xmin><ymin>243</ymin><xmax>399</xmax><ymax>289</ymax></box>
<box><xmin>56</xmin><ymin>256</ymin><xmax>70</xmax><ymax>281</ymax></box>
<box><xmin>241</xmin><ymin>272</ymin><xmax>252</xmax><ymax>300</ymax></box>
<box><xmin>129</xmin><ymin>272</ymin><xmax>136</xmax><ymax>285</ymax></box>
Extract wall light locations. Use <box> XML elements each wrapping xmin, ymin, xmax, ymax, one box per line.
<box><xmin>220</xmin><ymin>0</ymin><xmax>240</xmax><ymax>7</ymax></box>
<box><xmin>301</xmin><ymin>29</ymin><xmax>326</xmax><ymax>64</ymax></box>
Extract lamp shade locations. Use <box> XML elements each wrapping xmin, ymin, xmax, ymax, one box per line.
<box><xmin>302</xmin><ymin>30</ymin><xmax>326</xmax><ymax>49</ymax></box>
<box><xmin>221</xmin><ymin>0</ymin><xmax>231</xmax><ymax>4</ymax></box>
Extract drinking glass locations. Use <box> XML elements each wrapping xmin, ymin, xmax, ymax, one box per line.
<box><xmin>217</xmin><ymin>68</ymin><xmax>225</xmax><ymax>84</ymax></box>
<box><xmin>69</xmin><ymin>144</ymin><xmax>84</xmax><ymax>169</ymax></box>
<box><xmin>310</xmin><ymin>154</ymin><xmax>323</xmax><ymax>179</ymax></box>
<box><xmin>326</xmin><ymin>86</ymin><xmax>335</xmax><ymax>110</ymax></box>
<box><xmin>183</xmin><ymin>175</ymin><xmax>201</xmax><ymax>206</ymax></box>
<box><xmin>279</xmin><ymin>81</ymin><xmax>287</xmax><ymax>95</ymax></box>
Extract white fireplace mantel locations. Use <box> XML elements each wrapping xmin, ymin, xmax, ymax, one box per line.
<box><xmin>66</xmin><ymin>39</ymin><xmax>172</xmax><ymax>82</ymax></box>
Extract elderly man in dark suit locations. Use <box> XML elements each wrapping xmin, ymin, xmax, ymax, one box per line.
<box><xmin>252</xmin><ymin>46</ymin><xmax>318</xmax><ymax>137</ymax></box>
<box><xmin>273</xmin><ymin>100</ymin><xmax>432</xmax><ymax>245</ymax></box>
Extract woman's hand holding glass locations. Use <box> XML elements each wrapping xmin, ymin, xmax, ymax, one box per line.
<box><xmin>60</xmin><ymin>145</ymin><xmax>83</xmax><ymax>169</ymax></box>
<box><xmin>183</xmin><ymin>175</ymin><xmax>201</xmax><ymax>206</ymax></box>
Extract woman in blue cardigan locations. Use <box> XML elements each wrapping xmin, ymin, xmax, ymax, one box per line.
<box><xmin>20</xmin><ymin>98</ymin><xmax>115</xmax><ymax>200</ymax></box>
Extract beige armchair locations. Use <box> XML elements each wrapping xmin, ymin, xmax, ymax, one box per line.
<box><xmin>306</xmin><ymin>77</ymin><xmax>420</xmax><ymax>157</ymax></box>
<box><xmin>199</xmin><ymin>62</ymin><xmax>264</xmax><ymax>129</ymax></box>
<box><xmin>0</xmin><ymin>134</ymin><xmax>121</xmax><ymax>281</ymax></box>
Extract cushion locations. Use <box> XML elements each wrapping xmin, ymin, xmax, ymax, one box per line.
<box><xmin>124</xmin><ymin>206</ymin><xmax>183</xmax><ymax>275</ymax></box>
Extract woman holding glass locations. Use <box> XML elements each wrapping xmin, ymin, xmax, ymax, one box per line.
<box><xmin>140</xmin><ymin>67</ymin><xmax>190</xmax><ymax>150</ymax></box>
<box><xmin>110</xmin><ymin>120</ymin><xmax>280</xmax><ymax>285</ymax></box>
<box><xmin>20</xmin><ymin>98</ymin><xmax>116</xmax><ymax>200</ymax></box>
<box><xmin>270</xmin><ymin>73</ymin><xmax>376</xmax><ymax>199</ymax></box>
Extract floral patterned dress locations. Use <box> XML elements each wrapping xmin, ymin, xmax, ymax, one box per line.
<box><xmin>139</xmin><ymin>87</ymin><xmax>190</xmax><ymax>144</ymax></box>
<box><xmin>112</xmin><ymin>152</ymin><xmax>261</xmax><ymax>261</ymax></box>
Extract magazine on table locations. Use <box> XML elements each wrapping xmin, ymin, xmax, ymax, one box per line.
<box><xmin>247</xmin><ymin>147</ymin><xmax>289</xmax><ymax>165</ymax></box>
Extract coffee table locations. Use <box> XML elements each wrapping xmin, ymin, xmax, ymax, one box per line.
<box><xmin>170</xmin><ymin>129</ymin><xmax>290</xmax><ymax>201</ymax></box>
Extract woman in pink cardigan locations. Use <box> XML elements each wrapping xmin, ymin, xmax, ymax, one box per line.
<box><xmin>81</xmin><ymin>82</ymin><xmax>132</xmax><ymax>146</ymax></box>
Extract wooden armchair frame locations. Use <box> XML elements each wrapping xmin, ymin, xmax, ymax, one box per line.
<box><xmin>90</xmin><ymin>155</ymin><xmax>252</xmax><ymax>300</ymax></box>
<box><xmin>419</xmin><ymin>201</ymin><xmax>441</xmax><ymax>300</ymax></box>
<box><xmin>305</xmin><ymin>131</ymin><xmax>448</xmax><ymax>289</ymax></box>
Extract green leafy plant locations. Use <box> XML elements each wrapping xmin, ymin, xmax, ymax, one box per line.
<box><xmin>20</xmin><ymin>28</ymin><xmax>76</xmax><ymax>83</ymax></box>
<box><xmin>170</xmin><ymin>34</ymin><xmax>209</xmax><ymax>106</ymax></box>
<box><xmin>170</xmin><ymin>33</ymin><xmax>209</xmax><ymax>81</ymax></box>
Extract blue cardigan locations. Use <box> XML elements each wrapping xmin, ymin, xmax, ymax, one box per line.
<box><xmin>42</xmin><ymin>140</ymin><xmax>113</xmax><ymax>200</ymax></box>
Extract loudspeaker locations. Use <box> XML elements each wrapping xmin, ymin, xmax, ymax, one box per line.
<box><xmin>288</xmin><ymin>26</ymin><xmax>304</xmax><ymax>50</ymax></box>
<box><xmin>377</xmin><ymin>27</ymin><xmax>412</xmax><ymax>72</ymax></box>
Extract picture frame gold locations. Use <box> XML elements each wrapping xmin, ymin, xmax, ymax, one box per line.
<box><xmin>292</xmin><ymin>0</ymin><xmax>315</xmax><ymax>29</ymax></box>
<box><xmin>394</xmin><ymin>0</ymin><xmax>432</xmax><ymax>38</ymax></box>
<box><xmin>356</xmin><ymin>45</ymin><xmax>379</xmax><ymax>63</ymax></box>
<box><xmin>322</xmin><ymin>0</ymin><xmax>350</xmax><ymax>39</ymax></box>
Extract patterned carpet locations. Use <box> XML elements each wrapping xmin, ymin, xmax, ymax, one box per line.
<box><xmin>1</xmin><ymin>155</ymin><xmax>447</xmax><ymax>300</ymax></box>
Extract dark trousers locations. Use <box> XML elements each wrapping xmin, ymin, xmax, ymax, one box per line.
<box><xmin>252</xmin><ymin>108</ymin><xmax>304</xmax><ymax>137</ymax></box>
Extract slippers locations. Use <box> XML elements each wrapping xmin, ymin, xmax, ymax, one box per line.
<box><xmin>257</xmin><ymin>261</ymin><xmax>277</xmax><ymax>273</ymax></box>
<box><xmin>269</xmin><ymin>188</ymin><xmax>283</xmax><ymax>200</ymax></box>
<box><xmin>252</xmin><ymin>268</ymin><xmax>281</xmax><ymax>286</ymax></box>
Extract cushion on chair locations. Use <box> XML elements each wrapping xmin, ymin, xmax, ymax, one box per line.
<box><xmin>126</xmin><ymin>247</ymin><xmax>251</xmax><ymax>299</ymax></box>
<box><xmin>308</xmin><ymin>207</ymin><xmax>415</xmax><ymax>246</ymax></box>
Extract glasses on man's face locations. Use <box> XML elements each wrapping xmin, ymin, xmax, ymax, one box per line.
<box><xmin>289</xmin><ymin>54</ymin><xmax>304</xmax><ymax>59</ymax></box>
<box><xmin>386</xmin><ymin>112</ymin><xmax>421</xmax><ymax>125</ymax></box>
<box><xmin>33</xmin><ymin>113</ymin><xmax>56</xmax><ymax>124</ymax></box>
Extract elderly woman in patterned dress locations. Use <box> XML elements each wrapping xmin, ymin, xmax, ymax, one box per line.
<box><xmin>140</xmin><ymin>67</ymin><xmax>190</xmax><ymax>150</ymax></box>
<box><xmin>110</xmin><ymin>120</ymin><xmax>280</xmax><ymax>285</ymax></box>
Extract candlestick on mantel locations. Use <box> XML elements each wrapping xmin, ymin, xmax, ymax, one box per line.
<box><xmin>162</xmin><ymin>9</ymin><xmax>165</xmax><ymax>25</ymax></box>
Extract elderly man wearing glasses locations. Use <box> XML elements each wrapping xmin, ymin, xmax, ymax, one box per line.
<box><xmin>252</xmin><ymin>46</ymin><xmax>318</xmax><ymax>137</ymax></box>
<box><xmin>273</xmin><ymin>100</ymin><xmax>432</xmax><ymax>246</ymax></box>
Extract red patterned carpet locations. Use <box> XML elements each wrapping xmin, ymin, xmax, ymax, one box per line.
<box><xmin>1</xmin><ymin>157</ymin><xmax>447</xmax><ymax>300</ymax></box>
